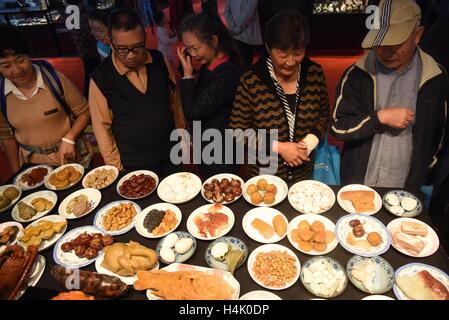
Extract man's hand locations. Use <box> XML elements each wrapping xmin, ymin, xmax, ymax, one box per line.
<box><xmin>58</xmin><ymin>141</ymin><xmax>76</xmax><ymax>165</ymax></box>
<box><xmin>377</xmin><ymin>107</ymin><xmax>414</xmax><ymax>129</ymax></box>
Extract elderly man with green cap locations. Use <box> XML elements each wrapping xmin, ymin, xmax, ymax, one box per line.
<box><xmin>331</xmin><ymin>0</ymin><xmax>448</xmax><ymax>194</ymax></box>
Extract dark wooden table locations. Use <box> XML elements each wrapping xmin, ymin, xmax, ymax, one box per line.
<box><xmin>2</xmin><ymin>167</ymin><xmax>449</xmax><ymax>300</ymax></box>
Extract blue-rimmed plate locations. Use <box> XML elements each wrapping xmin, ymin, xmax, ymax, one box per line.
<box><xmin>205</xmin><ymin>236</ymin><xmax>248</xmax><ymax>272</ymax></box>
<box><xmin>156</xmin><ymin>231</ymin><xmax>197</xmax><ymax>264</ymax></box>
<box><xmin>53</xmin><ymin>225</ymin><xmax>107</xmax><ymax>268</ymax></box>
<box><xmin>14</xmin><ymin>165</ymin><xmax>53</xmax><ymax>191</ymax></box>
<box><xmin>301</xmin><ymin>256</ymin><xmax>348</xmax><ymax>298</ymax></box>
<box><xmin>94</xmin><ymin>200</ymin><xmax>141</xmax><ymax>236</ymax></box>
<box><xmin>336</xmin><ymin>214</ymin><xmax>390</xmax><ymax>257</ymax></box>
<box><xmin>383</xmin><ymin>190</ymin><xmax>422</xmax><ymax>217</ymax></box>
<box><xmin>347</xmin><ymin>255</ymin><xmax>394</xmax><ymax>294</ymax></box>
<box><xmin>393</xmin><ymin>263</ymin><xmax>449</xmax><ymax>300</ymax></box>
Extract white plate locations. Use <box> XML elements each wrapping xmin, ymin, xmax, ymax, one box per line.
<box><xmin>288</xmin><ymin>180</ymin><xmax>335</xmax><ymax>214</ymax></box>
<box><xmin>156</xmin><ymin>231</ymin><xmax>197</xmax><ymax>264</ymax></box>
<box><xmin>0</xmin><ymin>184</ymin><xmax>22</xmax><ymax>214</ymax></box>
<box><xmin>53</xmin><ymin>225</ymin><xmax>106</xmax><ymax>268</ymax></box>
<box><xmin>187</xmin><ymin>204</ymin><xmax>235</xmax><ymax>240</ymax></box>
<box><xmin>116</xmin><ymin>170</ymin><xmax>159</xmax><ymax>200</ymax></box>
<box><xmin>0</xmin><ymin>221</ymin><xmax>23</xmax><ymax>251</ymax></box>
<box><xmin>201</xmin><ymin>173</ymin><xmax>244</xmax><ymax>205</ymax></box>
<box><xmin>13</xmin><ymin>165</ymin><xmax>53</xmax><ymax>191</ymax></box>
<box><xmin>362</xmin><ymin>295</ymin><xmax>395</xmax><ymax>300</ymax></box>
<box><xmin>146</xmin><ymin>263</ymin><xmax>240</xmax><ymax>300</ymax></box>
<box><xmin>242</xmin><ymin>207</ymin><xmax>288</xmax><ymax>243</ymax></box>
<box><xmin>337</xmin><ymin>184</ymin><xmax>382</xmax><ymax>215</ymax></box>
<box><xmin>17</xmin><ymin>215</ymin><xmax>67</xmax><ymax>252</ymax></box>
<box><xmin>58</xmin><ymin>188</ymin><xmax>102</xmax><ymax>219</ymax></box>
<box><xmin>300</xmin><ymin>256</ymin><xmax>348</xmax><ymax>298</ymax></box>
<box><xmin>393</xmin><ymin>263</ymin><xmax>449</xmax><ymax>300</ymax></box>
<box><xmin>82</xmin><ymin>165</ymin><xmax>119</xmax><ymax>190</ymax></box>
<box><xmin>239</xmin><ymin>290</ymin><xmax>282</xmax><ymax>300</ymax></box>
<box><xmin>95</xmin><ymin>252</ymin><xmax>160</xmax><ymax>285</ymax></box>
<box><xmin>387</xmin><ymin>218</ymin><xmax>439</xmax><ymax>258</ymax></box>
<box><xmin>157</xmin><ymin>172</ymin><xmax>202</xmax><ymax>204</ymax></box>
<box><xmin>94</xmin><ymin>200</ymin><xmax>141</xmax><ymax>236</ymax></box>
<box><xmin>247</xmin><ymin>243</ymin><xmax>300</xmax><ymax>290</ymax></box>
<box><xmin>11</xmin><ymin>190</ymin><xmax>57</xmax><ymax>223</ymax></box>
<box><xmin>44</xmin><ymin>164</ymin><xmax>84</xmax><ymax>191</ymax></box>
<box><xmin>135</xmin><ymin>203</ymin><xmax>182</xmax><ymax>239</ymax></box>
<box><xmin>287</xmin><ymin>214</ymin><xmax>338</xmax><ymax>255</ymax></box>
<box><xmin>15</xmin><ymin>255</ymin><xmax>46</xmax><ymax>300</ymax></box>
<box><xmin>242</xmin><ymin>175</ymin><xmax>288</xmax><ymax>207</ymax></box>
<box><xmin>336</xmin><ymin>214</ymin><xmax>391</xmax><ymax>257</ymax></box>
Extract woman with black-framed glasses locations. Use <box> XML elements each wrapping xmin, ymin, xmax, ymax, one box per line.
<box><xmin>88</xmin><ymin>9</ymin><xmax>185</xmax><ymax>178</ymax></box>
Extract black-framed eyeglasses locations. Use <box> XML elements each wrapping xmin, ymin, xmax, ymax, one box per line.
<box><xmin>112</xmin><ymin>43</ymin><xmax>146</xmax><ymax>57</ymax></box>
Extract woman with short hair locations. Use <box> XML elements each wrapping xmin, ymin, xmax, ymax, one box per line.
<box><xmin>229</xmin><ymin>11</ymin><xmax>330</xmax><ymax>182</ymax></box>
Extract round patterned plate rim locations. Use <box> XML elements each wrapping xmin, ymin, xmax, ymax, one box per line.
<box><xmin>156</xmin><ymin>231</ymin><xmax>197</xmax><ymax>264</ymax></box>
<box><xmin>335</xmin><ymin>213</ymin><xmax>391</xmax><ymax>257</ymax></box>
<box><xmin>346</xmin><ymin>255</ymin><xmax>395</xmax><ymax>294</ymax></box>
<box><xmin>93</xmin><ymin>200</ymin><xmax>141</xmax><ymax>236</ymax></box>
<box><xmin>382</xmin><ymin>190</ymin><xmax>422</xmax><ymax>217</ymax></box>
<box><xmin>204</xmin><ymin>236</ymin><xmax>248</xmax><ymax>271</ymax></box>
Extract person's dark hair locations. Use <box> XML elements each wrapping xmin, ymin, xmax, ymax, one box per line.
<box><xmin>89</xmin><ymin>9</ymin><xmax>110</xmax><ymax>27</ymax></box>
<box><xmin>264</xmin><ymin>11</ymin><xmax>310</xmax><ymax>50</ymax></box>
<box><xmin>178</xmin><ymin>13</ymin><xmax>246</xmax><ymax>70</ymax></box>
<box><xmin>153</xmin><ymin>11</ymin><xmax>165</xmax><ymax>26</ymax></box>
<box><xmin>0</xmin><ymin>24</ymin><xmax>31</xmax><ymax>58</ymax></box>
<box><xmin>108</xmin><ymin>9</ymin><xmax>145</xmax><ymax>38</ymax></box>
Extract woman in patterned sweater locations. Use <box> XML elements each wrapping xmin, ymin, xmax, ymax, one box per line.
<box><xmin>229</xmin><ymin>11</ymin><xmax>330</xmax><ymax>182</ymax></box>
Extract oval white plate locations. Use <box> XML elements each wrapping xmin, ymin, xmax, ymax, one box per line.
<box><xmin>335</xmin><ymin>214</ymin><xmax>391</xmax><ymax>257</ymax></box>
<box><xmin>0</xmin><ymin>221</ymin><xmax>23</xmax><ymax>251</ymax></box>
<box><xmin>11</xmin><ymin>190</ymin><xmax>57</xmax><ymax>223</ymax></box>
<box><xmin>82</xmin><ymin>165</ymin><xmax>119</xmax><ymax>190</ymax></box>
<box><xmin>242</xmin><ymin>207</ymin><xmax>288</xmax><ymax>244</ymax></box>
<box><xmin>287</xmin><ymin>213</ymin><xmax>338</xmax><ymax>255</ymax></box>
<box><xmin>15</xmin><ymin>255</ymin><xmax>46</xmax><ymax>300</ymax></box>
<box><xmin>362</xmin><ymin>295</ymin><xmax>395</xmax><ymax>300</ymax></box>
<box><xmin>387</xmin><ymin>218</ymin><xmax>439</xmax><ymax>258</ymax></box>
<box><xmin>53</xmin><ymin>225</ymin><xmax>106</xmax><ymax>268</ymax></box>
<box><xmin>239</xmin><ymin>290</ymin><xmax>282</xmax><ymax>300</ymax></box>
<box><xmin>95</xmin><ymin>251</ymin><xmax>160</xmax><ymax>285</ymax></box>
<box><xmin>94</xmin><ymin>200</ymin><xmax>141</xmax><ymax>236</ymax></box>
<box><xmin>157</xmin><ymin>172</ymin><xmax>202</xmax><ymax>204</ymax></box>
<box><xmin>13</xmin><ymin>165</ymin><xmax>53</xmax><ymax>191</ymax></box>
<box><xmin>300</xmin><ymin>256</ymin><xmax>348</xmax><ymax>298</ymax></box>
<box><xmin>145</xmin><ymin>263</ymin><xmax>240</xmax><ymax>300</ymax></box>
<box><xmin>18</xmin><ymin>215</ymin><xmax>67</xmax><ymax>252</ymax></box>
<box><xmin>201</xmin><ymin>173</ymin><xmax>244</xmax><ymax>205</ymax></box>
<box><xmin>44</xmin><ymin>163</ymin><xmax>84</xmax><ymax>191</ymax></box>
<box><xmin>337</xmin><ymin>184</ymin><xmax>382</xmax><ymax>215</ymax></box>
<box><xmin>393</xmin><ymin>263</ymin><xmax>449</xmax><ymax>300</ymax></box>
<box><xmin>135</xmin><ymin>203</ymin><xmax>182</xmax><ymax>239</ymax></box>
<box><xmin>0</xmin><ymin>184</ymin><xmax>22</xmax><ymax>214</ymax></box>
<box><xmin>288</xmin><ymin>180</ymin><xmax>335</xmax><ymax>214</ymax></box>
<box><xmin>242</xmin><ymin>175</ymin><xmax>288</xmax><ymax>207</ymax></box>
<box><xmin>247</xmin><ymin>243</ymin><xmax>300</xmax><ymax>290</ymax></box>
<box><xmin>204</xmin><ymin>236</ymin><xmax>248</xmax><ymax>272</ymax></box>
<box><xmin>58</xmin><ymin>188</ymin><xmax>102</xmax><ymax>219</ymax></box>
<box><xmin>187</xmin><ymin>204</ymin><xmax>235</xmax><ymax>240</ymax></box>
<box><xmin>156</xmin><ymin>231</ymin><xmax>197</xmax><ymax>265</ymax></box>
<box><xmin>116</xmin><ymin>170</ymin><xmax>159</xmax><ymax>200</ymax></box>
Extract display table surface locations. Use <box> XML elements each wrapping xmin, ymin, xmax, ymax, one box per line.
<box><xmin>2</xmin><ymin>165</ymin><xmax>448</xmax><ymax>300</ymax></box>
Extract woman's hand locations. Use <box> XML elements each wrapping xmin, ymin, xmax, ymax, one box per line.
<box><xmin>277</xmin><ymin>142</ymin><xmax>304</xmax><ymax>167</ymax></box>
<box><xmin>177</xmin><ymin>46</ymin><xmax>194</xmax><ymax>78</ymax></box>
<box><xmin>58</xmin><ymin>140</ymin><xmax>76</xmax><ymax>165</ymax></box>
